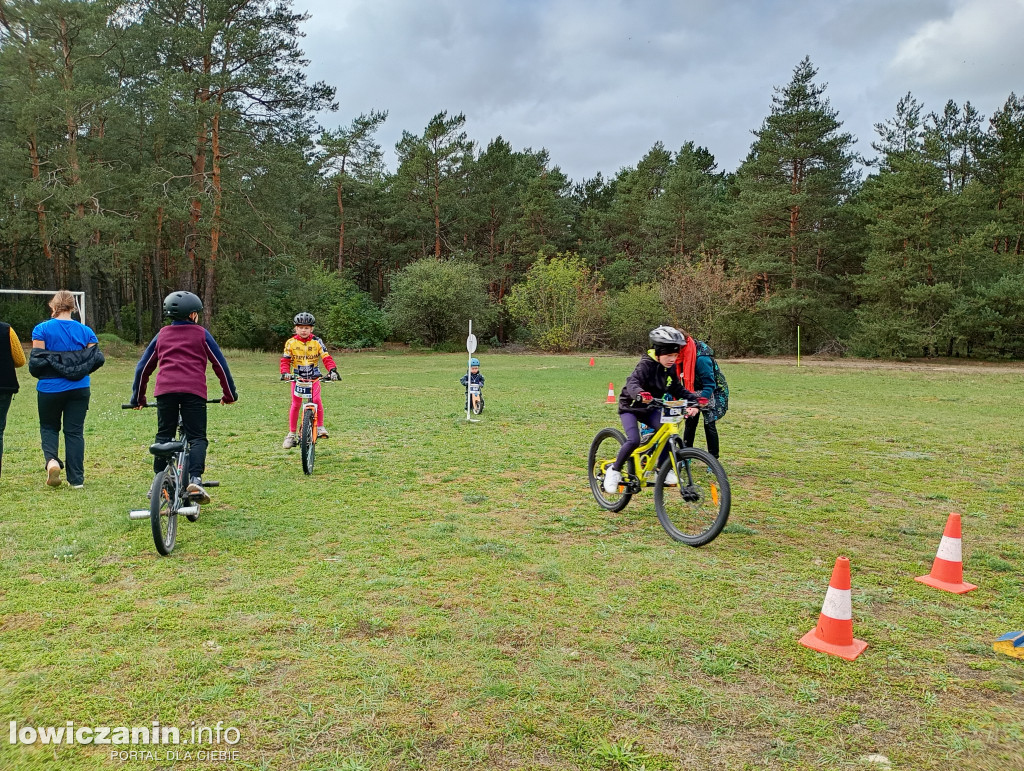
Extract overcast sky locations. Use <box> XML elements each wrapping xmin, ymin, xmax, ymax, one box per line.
<box><xmin>297</xmin><ymin>0</ymin><xmax>1024</xmax><ymax>182</ymax></box>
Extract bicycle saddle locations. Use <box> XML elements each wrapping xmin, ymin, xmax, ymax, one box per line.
<box><xmin>149</xmin><ymin>441</ymin><xmax>185</xmax><ymax>456</ymax></box>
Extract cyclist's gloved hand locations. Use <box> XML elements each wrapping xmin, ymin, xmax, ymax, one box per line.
<box><xmin>329</xmin><ymin>368</ymin><xmax>341</xmax><ymax>381</ymax></box>
<box><xmin>639</xmin><ymin>391</ymin><xmax>653</xmax><ymax>403</ymax></box>
<box><xmin>280</xmin><ymin>372</ymin><xmax>291</xmax><ymax>381</ymax></box>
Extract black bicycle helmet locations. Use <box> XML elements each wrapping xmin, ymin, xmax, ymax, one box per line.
<box><xmin>163</xmin><ymin>291</ymin><xmax>203</xmax><ymax>320</ymax></box>
<box><xmin>293</xmin><ymin>312</ymin><xmax>315</xmax><ymax>326</ymax></box>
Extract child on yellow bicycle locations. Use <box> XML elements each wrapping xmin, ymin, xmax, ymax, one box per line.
<box><xmin>279</xmin><ymin>312</ymin><xmax>339</xmax><ymax>449</ymax></box>
<box><xmin>604</xmin><ymin>326</ymin><xmax>700</xmax><ymax>494</ymax></box>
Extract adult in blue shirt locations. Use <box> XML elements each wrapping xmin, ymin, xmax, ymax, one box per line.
<box><xmin>32</xmin><ymin>291</ymin><xmax>98</xmax><ymax>488</ymax></box>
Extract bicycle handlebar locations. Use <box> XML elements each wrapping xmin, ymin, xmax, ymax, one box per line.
<box><xmin>121</xmin><ymin>399</ymin><xmax>223</xmax><ymax>409</ymax></box>
<box><xmin>646</xmin><ymin>396</ymin><xmax>711</xmax><ymax>410</ymax></box>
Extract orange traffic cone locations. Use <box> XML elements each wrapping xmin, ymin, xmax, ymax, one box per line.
<box><xmin>799</xmin><ymin>556</ymin><xmax>868</xmax><ymax>661</ymax></box>
<box><xmin>606</xmin><ymin>383</ymin><xmax>616</xmax><ymax>404</ymax></box>
<box><xmin>915</xmin><ymin>512</ymin><xmax>977</xmax><ymax>594</ymax></box>
<box><xmin>589</xmin><ymin>357</ymin><xmax>595</xmax><ymax>367</ymax></box>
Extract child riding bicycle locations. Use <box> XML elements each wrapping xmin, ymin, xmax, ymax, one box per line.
<box><xmin>129</xmin><ymin>291</ymin><xmax>238</xmax><ymax>504</ymax></box>
<box><xmin>460</xmin><ymin>357</ymin><xmax>484</xmax><ymax>413</ymax></box>
<box><xmin>604</xmin><ymin>326</ymin><xmax>700</xmax><ymax>494</ymax></box>
<box><xmin>280</xmin><ymin>312</ymin><xmax>339</xmax><ymax>449</ymax></box>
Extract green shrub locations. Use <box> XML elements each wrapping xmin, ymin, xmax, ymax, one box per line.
<box><xmin>607</xmin><ymin>283</ymin><xmax>666</xmax><ymax>353</ymax></box>
<box><xmin>95</xmin><ymin>333</ymin><xmax>139</xmax><ymax>358</ymax></box>
<box><xmin>212</xmin><ymin>263</ymin><xmax>386</xmax><ymax>350</ymax></box>
<box><xmin>386</xmin><ymin>260</ymin><xmax>495</xmax><ymax>347</ymax></box>
<box><xmin>505</xmin><ymin>253</ymin><xmax>606</xmax><ymax>351</ymax></box>
<box><xmin>323</xmin><ymin>289</ymin><xmax>389</xmax><ymax>349</ymax></box>
<box><xmin>0</xmin><ymin>297</ymin><xmax>48</xmax><ymax>339</ymax></box>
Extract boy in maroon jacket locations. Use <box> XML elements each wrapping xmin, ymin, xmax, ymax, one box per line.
<box><xmin>130</xmin><ymin>291</ymin><xmax>237</xmax><ymax>503</ymax></box>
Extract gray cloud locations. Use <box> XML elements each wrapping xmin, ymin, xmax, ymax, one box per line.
<box><xmin>297</xmin><ymin>0</ymin><xmax>1024</xmax><ymax>180</ymax></box>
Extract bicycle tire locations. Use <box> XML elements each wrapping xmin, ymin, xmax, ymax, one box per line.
<box><xmin>472</xmin><ymin>397</ymin><xmax>483</xmax><ymax>415</ymax></box>
<box><xmin>653</xmin><ymin>443</ymin><xmax>730</xmax><ymax>546</ymax></box>
<box><xmin>587</xmin><ymin>427</ymin><xmax>636</xmax><ymax>512</ymax></box>
<box><xmin>149</xmin><ymin>469</ymin><xmax>177</xmax><ymax>556</ymax></box>
<box><xmin>300</xmin><ymin>409</ymin><xmax>315</xmax><ymax>475</ymax></box>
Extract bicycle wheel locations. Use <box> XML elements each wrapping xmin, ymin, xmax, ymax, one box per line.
<box><xmin>149</xmin><ymin>469</ymin><xmax>177</xmax><ymax>556</ymax></box>
<box><xmin>472</xmin><ymin>396</ymin><xmax>483</xmax><ymax>415</ymax></box>
<box><xmin>654</xmin><ymin>444</ymin><xmax>730</xmax><ymax>546</ymax></box>
<box><xmin>300</xmin><ymin>409</ymin><xmax>315</xmax><ymax>475</ymax></box>
<box><xmin>587</xmin><ymin>428</ymin><xmax>636</xmax><ymax>512</ymax></box>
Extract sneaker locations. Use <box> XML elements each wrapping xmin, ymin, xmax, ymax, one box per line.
<box><xmin>71</xmin><ymin>484</ymin><xmax>84</xmax><ymax>489</ymax></box>
<box><xmin>664</xmin><ymin>470</ymin><xmax>679</xmax><ymax>486</ymax></box>
<box><xmin>45</xmin><ymin>460</ymin><xmax>61</xmax><ymax>487</ymax></box>
<box><xmin>186</xmin><ymin>476</ymin><xmax>211</xmax><ymax>505</ymax></box>
<box><xmin>317</xmin><ymin>426</ymin><xmax>329</xmax><ymax>439</ymax></box>
<box><xmin>282</xmin><ymin>433</ymin><xmax>297</xmax><ymax>449</ymax></box>
<box><xmin>603</xmin><ymin>468</ymin><xmax>622</xmax><ymax>494</ymax></box>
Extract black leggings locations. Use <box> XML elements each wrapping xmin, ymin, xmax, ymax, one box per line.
<box><xmin>155</xmin><ymin>393</ymin><xmax>208</xmax><ymax>477</ymax></box>
<box><xmin>38</xmin><ymin>387</ymin><xmax>91</xmax><ymax>485</ymax></box>
<box><xmin>0</xmin><ymin>392</ymin><xmax>12</xmax><ymax>478</ymax></box>
<box><xmin>683</xmin><ymin>412</ymin><xmax>720</xmax><ymax>458</ymax></box>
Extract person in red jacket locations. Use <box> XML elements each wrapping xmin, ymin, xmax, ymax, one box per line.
<box><xmin>130</xmin><ymin>291</ymin><xmax>237</xmax><ymax>504</ymax></box>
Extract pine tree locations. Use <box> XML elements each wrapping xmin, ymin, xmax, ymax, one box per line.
<box><xmin>855</xmin><ymin>93</ymin><xmax>953</xmax><ymax>356</ymax></box>
<box><xmin>728</xmin><ymin>57</ymin><xmax>859</xmax><ymax>350</ymax></box>
<box><xmin>393</xmin><ymin>111</ymin><xmax>474</xmax><ymax>260</ymax></box>
<box><xmin>318</xmin><ymin>111</ymin><xmax>388</xmax><ymax>272</ymax></box>
<box><xmin>646</xmin><ymin>141</ymin><xmax>727</xmax><ymax>259</ymax></box>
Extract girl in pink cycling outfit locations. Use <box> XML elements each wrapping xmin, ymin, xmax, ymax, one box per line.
<box><xmin>279</xmin><ymin>312</ymin><xmax>339</xmax><ymax>449</ymax></box>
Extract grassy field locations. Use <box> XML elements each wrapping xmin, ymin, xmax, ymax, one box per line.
<box><xmin>1</xmin><ymin>350</ymin><xmax>1022</xmax><ymax>770</ymax></box>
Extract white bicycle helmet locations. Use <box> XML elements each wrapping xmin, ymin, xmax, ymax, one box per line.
<box><xmin>648</xmin><ymin>325</ymin><xmax>686</xmax><ymax>347</ymax></box>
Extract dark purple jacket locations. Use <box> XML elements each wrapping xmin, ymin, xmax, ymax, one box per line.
<box><xmin>618</xmin><ymin>353</ymin><xmax>698</xmax><ymax>416</ymax></box>
<box><xmin>131</xmin><ymin>321</ymin><xmax>237</xmax><ymax>405</ymax></box>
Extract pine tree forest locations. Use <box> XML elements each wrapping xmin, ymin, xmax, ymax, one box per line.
<box><xmin>2</xmin><ymin>3</ymin><xmax>1023</xmax><ymax>358</ymax></box>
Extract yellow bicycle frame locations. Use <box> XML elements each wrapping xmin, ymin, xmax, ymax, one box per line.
<box><xmin>599</xmin><ymin>400</ymin><xmax>688</xmax><ymax>489</ymax></box>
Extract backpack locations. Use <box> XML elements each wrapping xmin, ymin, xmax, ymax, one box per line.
<box><xmin>695</xmin><ymin>341</ymin><xmax>729</xmax><ymax>421</ymax></box>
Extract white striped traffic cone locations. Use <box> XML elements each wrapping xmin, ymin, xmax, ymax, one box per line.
<box><xmin>798</xmin><ymin>556</ymin><xmax>868</xmax><ymax>661</ymax></box>
<box><xmin>606</xmin><ymin>382</ymin><xmax>616</xmax><ymax>404</ymax></box>
<box><xmin>915</xmin><ymin>512</ymin><xmax>977</xmax><ymax>594</ymax></box>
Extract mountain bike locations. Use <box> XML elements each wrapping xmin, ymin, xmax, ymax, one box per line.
<box><xmin>123</xmin><ymin>401</ymin><xmax>220</xmax><ymax>556</ymax></box>
<box><xmin>588</xmin><ymin>398</ymin><xmax>730</xmax><ymax>546</ymax></box>
<box><xmin>286</xmin><ymin>375</ymin><xmax>332</xmax><ymax>475</ymax></box>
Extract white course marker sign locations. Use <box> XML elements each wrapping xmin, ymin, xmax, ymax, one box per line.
<box><xmin>466</xmin><ymin>320</ymin><xmax>479</xmax><ymax>422</ymax></box>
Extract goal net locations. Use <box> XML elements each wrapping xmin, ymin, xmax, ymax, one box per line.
<box><xmin>0</xmin><ymin>289</ymin><xmax>88</xmax><ymax>338</ymax></box>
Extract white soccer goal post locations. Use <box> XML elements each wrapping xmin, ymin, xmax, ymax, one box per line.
<box><xmin>0</xmin><ymin>289</ymin><xmax>87</xmax><ymax>327</ymax></box>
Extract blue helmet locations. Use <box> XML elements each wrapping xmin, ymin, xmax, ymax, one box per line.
<box><xmin>470</xmin><ymin>358</ymin><xmax>480</xmax><ymax>367</ymax></box>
